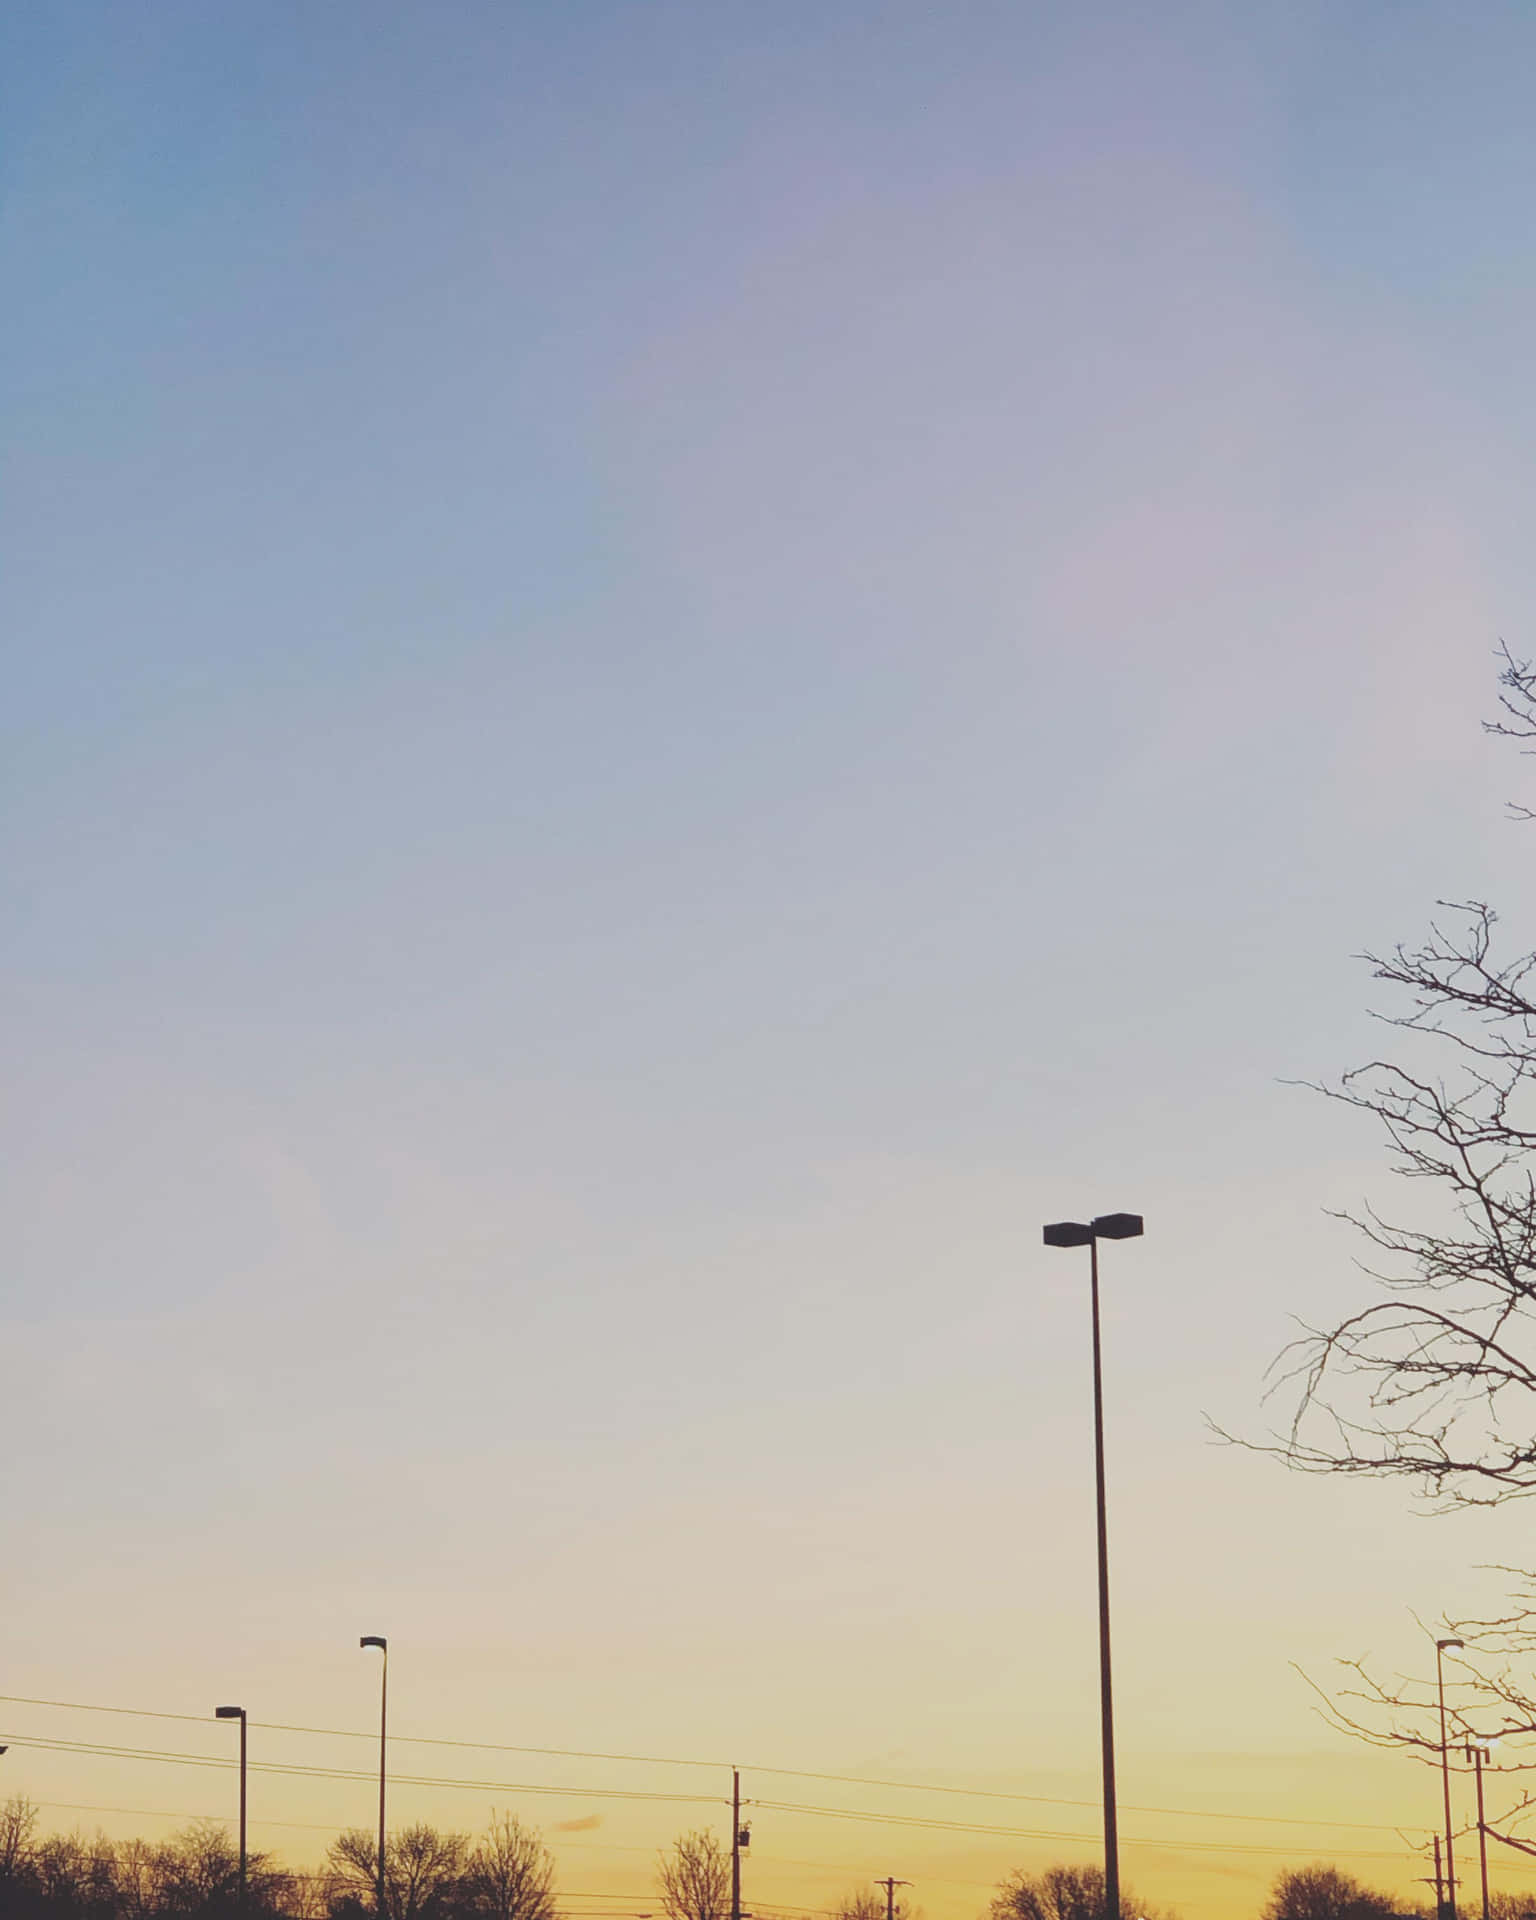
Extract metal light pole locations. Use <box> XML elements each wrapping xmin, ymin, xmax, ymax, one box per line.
<box><xmin>361</xmin><ymin>1636</ymin><xmax>388</xmax><ymax>1917</ymax></box>
<box><xmin>1436</xmin><ymin>1637</ymin><xmax>1465</xmax><ymax>1920</ymax></box>
<box><xmin>214</xmin><ymin>1706</ymin><xmax>247</xmax><ymax>1908</ymax></box>
<box><xmin>1042</xmin><ymin>1210</ymin><xmax>1144</xmax><ymax>1920</ymax></box>
<box><xmin>1465</xmin><ymin>1737</ymin><xmax>1498</xmax><ymax>1920</ymax></box>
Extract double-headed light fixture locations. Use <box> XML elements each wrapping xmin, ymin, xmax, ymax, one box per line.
<box><xmin>1043</xmin><ymin>1210</ymin><xmax>1144</xmax><ymax>1920</ymax></box>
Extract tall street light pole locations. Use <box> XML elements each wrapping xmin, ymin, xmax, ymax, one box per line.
<box><xmin>361</xmin><ymin>1636</ymin><xmax>388</xmax><ymax>1917</ymax></box>
<box><xmin>214</xmin><ymin>1707</ymin><xmax>247</xmax><ymax>1909</ymax></box>
<box><xmin>1437</xmin><ymin>1637</ymin><xmax>1465</xmax><ymax>1920</ymax></box>
<box><xmin>1465</xmin><ymin>1737</ymin><xmax>1497</xmax><ymax>1920</ymax></box>
<box><xmin>1043</xmin><ymin>1210</ymin><xmax>1145</xmax><ymax>1920</ymax></box>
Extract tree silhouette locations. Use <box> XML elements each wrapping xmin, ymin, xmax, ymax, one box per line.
<box><xmin>657</xmin><ymin>1831</ymin><xmax>731</xmax><ymax>1920</ymax></box>
<box><xmin>1261</xmin><ymin>1865</ymin><xmax>1407</xmax><ymax>1920</ymax></box>
<box><xmin>460</xmin><ymin>1814</ymin><xmax>557</xmax><ymax>1920</ymax></box>
<box><xmin>988</xmin><ymin>1863</ymin><xmax>1172</xmax><ymax>1920</ymax></box>
<box><xmin>326</xmin><ymin>1824</ymin><xmax>470</xmax><ymax>1920</ymax></box>
<box><xmin>832</xmin><ymin>1888</ymin><xmax>913</xmax><ymax>1920</ymax></box>
<box><xmin>1266</xmin><ymin>651</ymin><xmax>1536</xmax><ymax>1505</ymax></box>
<box><xmin>1248</xmin><ymin>653</ymin><xmax>1536</xmax><ymax>1861</ymax></box>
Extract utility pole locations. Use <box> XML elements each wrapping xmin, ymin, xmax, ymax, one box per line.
<box><xmin>1434</xmin><ymin>1835</ymin><xmax>1446</xmax><ymax>1920</ymax></box>
<box><xmin>731</xmin><ymin>1770</ymin><xmax>742</xmax><ymax>1920</ymax></box>
<box><xmin>876</xmin><ymin>1878</ymin><xmax>911</xmax><ymax>1920</ymax></box>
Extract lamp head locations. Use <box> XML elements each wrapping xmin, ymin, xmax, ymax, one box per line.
<box><xmin>360</xmin><ymin>1635</ymin><xmax>387</xmax><ymax>1651</ymax></box>
<box><xmin>215</xmin><ymin>1706</ymin><xmax>244</xmax><ymax>1720</ymax></box>
<box><xmin>1438</xmin><ymin>1637</ymin><xmax>1466</xmax><ymax>1652</ymax></box>
<box><xmin>1043</xmin><ymin>1221</ymin><xmax>1094</xmax><ymax>1248</ymax></box>
<box><xmin>1092</xmin><ymin>1212</ymin><xmax>1144</xmax><ymax>1240</ymax></box>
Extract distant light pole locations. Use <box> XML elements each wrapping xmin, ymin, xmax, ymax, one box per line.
<box><xmin>1042</xmin><ymin>1210</ymin><xmax>1145</xmax><ymax>1920</ymax></box>
<box><xmin>360</xmin><ymin>1636</ymin><xmax>388</xmax><ymax>1916</ymax></box>
<box><xmin>1437</xmin><ymin>1637</ymin><xmax>1465</xmax><ymax>1920</ymax></box>
<box><xmin>214</xmin><ymin>1706</ymin><xmax>247</xmax><ymax>1908</ymax></box>
<box><xmin>1464</xmin><ymin>1737</ymin><xmax>1498</xmax><ymax>1920</ymax></box>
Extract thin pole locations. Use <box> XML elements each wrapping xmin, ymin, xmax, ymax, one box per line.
<box><xmin>238</xmin><ymin>1711</ymin><xmax>247</xmax><ymax>1910</ymax></box>
<box><xmin>1434</xmin><ymin>1836</ymin><xmax>1444</xmax><ymax>1920</ymax></box>
<box><xmin>378</xmin><ymin>1646</ymin><xmax>388</xmax><ymax>1918</ymax></box>
<box><xmin>1475</xmin><ymin>1748</ymin><xmax>1490</xmax><ymax>1920</ymax></box>
<box><xmin>731</xmin><ymin>1769</ymin><xmax>741</xmax><ymax>1920</ymax></box>
<box><xmin>1438</xmin><ymin>1645</ymin><xmax>1457</xmax><ymax>1920</ymax></box>
<box><xmin>877</xmin><ymin>1877</ymin><xmax>909</xmax><ymax>1920</ymax></box>
<box><xmin>361</xmin><ymin>1638</ymin><xmax>389</xmax><ymax>1917</ymax></box>
<box><xmin>1089</xmin><ymin>1234</ymin><xmax>1120</xmax><ymax>1920</ymax></box>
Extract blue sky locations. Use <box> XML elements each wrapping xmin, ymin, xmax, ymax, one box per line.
<box><xmin>6</xmin><ymin>6</ymin><xmax>1536</xmax><ymax>1913</ymax></box>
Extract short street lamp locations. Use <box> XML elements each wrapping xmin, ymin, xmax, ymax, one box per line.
<box><xmin>1437</xmin><ymin>1637</ymin><xmax>1465</xmax><ymax>1920</ymax></box>
<box><xmin>214</xmin><ymin>1707</ymin><xmax>247</xmax><ymax>1908</ymax></box>
<box><xmin>1042</xmin><ymin>1210</ymin><xmax>1144</xmax><ymax>1920</ymax></box>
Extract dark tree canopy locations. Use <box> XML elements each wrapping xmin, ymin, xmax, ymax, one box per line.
<box><xmin>0</xmin><ymin>1800</ymin><xmax>558</xmax><ymax>1920</ymax></box>
<box><xmin>1261</xmin><ymin>1865</ymin><xmax>1407</xmax><ymax>1920</ymax></box>
<box><xmin>988</xmin><ymin>1863</ymin><xmax>1171</xmax><ymax>1920</ymax></box>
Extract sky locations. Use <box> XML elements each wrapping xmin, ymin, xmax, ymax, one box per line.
<box><xmin>6</xmin><ymin>3</ymin><xmax>1536</xmax><ymax>1916</ymax></box>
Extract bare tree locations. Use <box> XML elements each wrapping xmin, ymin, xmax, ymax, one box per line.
<box><xmin>834</xmin><ymin>1889</ymin><xmax>913</xmax><ymax>1920</ymax></box>
<box><xmin>0</xmin><ymin>1794</ymin><xmax>38</xmax><ymax>1884</ymax></box>
<box><xmin>157</xmin><ymin>1819</ymin><xmax>245</xmax><ymax>1911</ymax></box>
<box><xmin>1293</xmin><ymin>1613</ymin><xmax>1536</xmax><ymax>1866</ymax></box>
<box><xmin>1246</xmin><ymin>653</ymin><xmax>1536</xmax><ymax>1864</ymax></box>
<box><xmin>460</xmin><ymin>1814</ymin><xmax>557</xmax><ymax>1920</ymax></box>
<box><xmin>657</xmin><ymin>1831</ymin><xmax>731</xmax><ymax>1920</ymax></box>
<box><xmin>1261</xmin><ymin>1865</ymin><xmax>1409</xmax><ymax>1920</ymax></box>
<box><xmin>1264</xmin><ymin>650</ymin><xmax>1536</xmax><ymax>1504</ymax></box>
<box><xmin>988</xmin><ymin>1864</ymin><xmax>1171</xmax><ymax>1920</ymax></box>
<box><xmin>327</xmin><ymin>1824</ymin><xmax>470</xmax><ymax>1920</ymax></box>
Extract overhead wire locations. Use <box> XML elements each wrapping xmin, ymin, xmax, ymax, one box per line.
<box><xmin>0</xmin><ymin>1692</ymin><xmax>1440</xmax><ymax>1840</ymax></box>
<box><xmin>3</xmin><ymin>1730</ymin><xmax>1450</xmax><ymax>1867</ymax></box>
<box><xmin>1</xmin><ymin>1734</ymin><xmax>716</xmax><ymax>1805</ymax></box>
<box><xmin>746</xmin><ymin>1800</ymin><xmax>1429</xmax><ymax>1863</ymax></box>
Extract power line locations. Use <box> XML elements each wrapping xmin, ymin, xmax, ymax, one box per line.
<box><xmin>3</xmin><ymin>1731</ymin><xmax>1437</xmax><ymax>1866</ymax></box>
<box><xmin>747</xmin><ymin>1800</ymin><xmax>1429</xmax><ymax>1864</ymax></box>
<box><xmin>0</xmin><ymin>1692</ymin><xmax>1438</xmax><ymax>1839</ymax></box>
<box><xmin>0</xmin><ymin>1695</ymin><xmax>723</xmax><ymax>1774</ymax></box>
<box><xmin>2</xmin><ymin>1735</ymin><xmax>718</xmax><ymax>1805</ymax></box>
<box><xmin>32</xmin><ymin>1800</ymin><xmax>343</xmax><ymax>1833</ymax></box>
